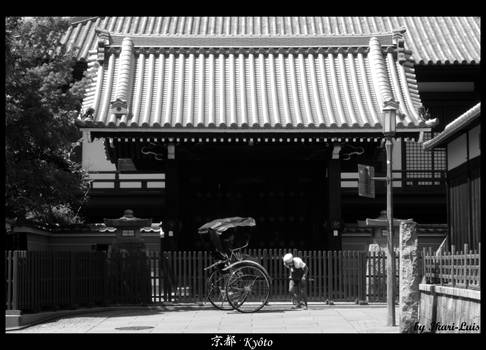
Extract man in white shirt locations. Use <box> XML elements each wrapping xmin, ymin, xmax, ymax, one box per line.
<box><xmin>283</xmin><ymin>253</ymin><xmax>309</xmax><ymax>309</ymax></box>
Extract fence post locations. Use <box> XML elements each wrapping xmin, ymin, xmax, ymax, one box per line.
<box><xmin>327</xmin><ymin>251</ymin><xmax>332</xmax><ymax>301</ymax></box>
<box><xmin>333</xmin><ymin>250</ymin><xmax>338</xmax><ymax>301</ymax></box>
<box><xmin>451</xmin><ymin>245</ymin><xmax>455</xmax><ymax>287</ymax></box>
<box><xmin>70</xmin><ymin>252</ymin><xmax>77</xmax><ymax>307</ymax></box>
<box><xmin>421</xmin><ymin>248</ymin><xmax>426</xmax><ymax>284</ymax></box>
<box><xmin>357</xmin><ymin>251</ymin><xmax>365</xmax><ymax>302</ymax></box>
<box><xmin>425</xmin><ymin>247</ymin><xmax>430</xmax><ymax>283</ymax></box>
<box><xmin>366</xmin><ymin>252</ymin><xmax>371</xmax><ymax>302</ymax></box>
<box><xmin>478</xmin><ymin>243</ymin><xmax>481</xmax><ymax>289</ymax></box>
<box><xmin>12</xmin><ymin>251</ymin><xmax>19</xmax><ymax>310</ymax></box>
<box><xmin>6</xmin><ymin>251</ymin><xmax>10</xmax><ymax>310</ymax></box>
<box><xmin>464</xmin><ymin>243</ymin><xmax>469</xmax><ymax>289</ymax></box>
<box><xmin>438</xmin><ymin>248</ymin><xmax>443</xmax><ymax>286</ymax></box>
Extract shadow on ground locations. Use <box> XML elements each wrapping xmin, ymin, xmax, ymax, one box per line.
<box><xmin>225</xmin><ymin>308</ymin><xmax>289</xmax><ymax>314</ymax></box>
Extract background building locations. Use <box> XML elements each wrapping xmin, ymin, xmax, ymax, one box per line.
<box><xmin>8</xmin><ymin>17</ymin><xmax>480</xmax><ymax>252</ymax></box>
<box><xmin>424</xmin><ymin>103</ymin><xmax>481</xmax><ymax>249</ymax></box>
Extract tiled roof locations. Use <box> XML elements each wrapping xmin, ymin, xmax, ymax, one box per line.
<box><xmin>423</xmin><ymin>103</ymin><xmax>481</xmax><ymax>150</ymax></box>
<box><xmin>94</xmin><ymin>222</ymin><xmax>162</xmax><ymax>233</ymax></box>
<box><xmin>63</xmin><ymin>17</ymin><xmax>481</xmax><ymax>65</ymax></box>
<box><xmin>77</xmin><ymin>33</ymin><xmax>428</xmax><ymax>132</ymax></box>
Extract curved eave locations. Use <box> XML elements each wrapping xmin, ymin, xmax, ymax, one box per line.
<box><xmin>416</xmin><ymin>59</ymin><xmax>480</xmax><ymax>66</ymax></box>
<box><xmin>77</xmin><ymin>124</ymin><xmax>431</xmax><ymax>135</ymax></box>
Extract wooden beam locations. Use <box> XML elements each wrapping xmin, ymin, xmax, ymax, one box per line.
<box><xmin>328</xmin><ymin>154</ymin><xmax>342</xmax><ymax>250</ymax></box>
<box><xmin>164</xmin><ymin>143</ymin><xmax>180</xmax><ymax>248</ymax></box>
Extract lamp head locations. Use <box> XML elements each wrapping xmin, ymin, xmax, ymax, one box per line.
<box><xmin>383</xmin><ymin>100</ymin><xmax>399</xmax><ymax>137</ymax></box>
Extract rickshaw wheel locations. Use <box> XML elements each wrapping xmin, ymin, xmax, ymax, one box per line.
<box><xmin>225</xmin><ymin>264</ymin><xmax>270</xmax><ymax>313</ymax></box>
<box><xmin>207</xmin><ymin>269</ymin><xmax>234</xmax><ymax>310</ymax></box>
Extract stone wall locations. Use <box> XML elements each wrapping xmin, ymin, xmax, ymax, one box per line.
<box><xmin>418</xmin><ymin>284</ymin><xmax>480</xmax><ymax>333</ymax></box>
<box><xmin>13</xmin><ymin>226</ymin><xmax>160</xmax><ymax>252</ymax></box>
<box><xmin>342</xmin><ymin>223</ymin><xmax>447</xmax><ymax>252</ymax></box>
<box><xmin>26</xmin><ymin>233</ymin><xmax>49</xmax><ymax>251</ymax></box>
<box><xmin>49</xmin><ymin>232</ymin><xmax>160</xmax><ymax>252</ymax></box>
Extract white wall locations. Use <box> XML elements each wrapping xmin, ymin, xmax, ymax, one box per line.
<box><xmin>469</xmin><ymin>125</ymin><xmax>481</xmax><ymax>160</ymax></box>
<box><xmin>447</xmin><ymin>127</ymin><xmax>481</xmax><ymax>171</ymax></box>
<box><xmin>82</xmin><ymin>138</ymin><xmax>116</xmax><ymax>172</ymax></box>
<box><xmin>392</xmin><ymin>138</ymin><xmax>402</xmax><ymax>170</ymax></box>
<box><xmin>447</xmin><ymin>134</ymin><xmax>468</xmax><ymax>170</ymax></box>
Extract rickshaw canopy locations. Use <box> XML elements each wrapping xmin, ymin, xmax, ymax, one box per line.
<box><xmin>198</xmin><ymin>217</ymin><xmax>256</xmax><ymax>235</ymax></box>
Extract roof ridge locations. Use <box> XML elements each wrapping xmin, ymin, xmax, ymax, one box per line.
<box><xmin>69</xmin><ymin>17</ymin><xmax>100</xmax><ymax>25</ymax></box>
<box><xmin>423</xmin><ymin>102</ymin><xmax>480</xmax><ymax>150</ymax></box>
<box><xmin>444</xmin><ymin>103</ymin><xmax>481</xmax><ymax>131</ymax></box>
<box><xmin>99</xmin><ymin>29</ymin><xmax>399</xmax><ymax>38</ymax></box>
<box><xmin>98</xmin><ymin>32</ymin><xmax>395</xmax><ymax>49</ymax></box>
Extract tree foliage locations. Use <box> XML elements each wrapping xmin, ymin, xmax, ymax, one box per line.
<box><xmin>5</xmin><ymin>17</ymin><xmax>91</xmax><ymax>225</ymax></box>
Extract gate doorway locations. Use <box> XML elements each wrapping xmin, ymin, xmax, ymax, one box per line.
<box><xmin>177</xmin><ymin>143</ymin><xmax>329</xmax><ymax>250</ymax></box>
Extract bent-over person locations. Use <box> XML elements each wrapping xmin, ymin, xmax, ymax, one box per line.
<box><xmin>282</xmin><ymin>253</ymin><xmax>308</xmax><ymax>309</ymax></box>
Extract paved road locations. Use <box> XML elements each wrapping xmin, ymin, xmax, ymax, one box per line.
<box><xmin>7</xmin><ymin>303</ymin><xmax>399</xmax><ymax>333</ymax></box>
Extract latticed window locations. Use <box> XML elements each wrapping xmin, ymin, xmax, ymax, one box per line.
<box><xmin>404</xmin><ymin>132</ymin><xmax>446</xmax><ymax>185</ymax></box>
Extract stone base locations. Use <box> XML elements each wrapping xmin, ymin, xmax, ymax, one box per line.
<box><xmin>399</xmin><ymin>220</ymin><xmax>420</xmax><ymax>333</ymax></box>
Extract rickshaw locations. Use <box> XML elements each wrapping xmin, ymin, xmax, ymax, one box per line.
<box><xmin>198</xmin><ymin>217</ymin><xmax>271</xmax><ymax>313</ymax></box>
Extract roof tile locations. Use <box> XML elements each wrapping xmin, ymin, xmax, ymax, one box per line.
<box><xmin>78</xmin><ymin>38</ymin><xmax>427</xmax><ymax>131</ymax></box>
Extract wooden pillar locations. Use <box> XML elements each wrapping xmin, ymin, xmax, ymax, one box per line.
<box><xmin>327</xmin><ymin>144</ymin><xmax>342</xmax><ymax>250</ymax></box>
<box><xmin>164</xmin><ymin>143</ymin><xmax>180</xmax><ymax>249</ymax></box>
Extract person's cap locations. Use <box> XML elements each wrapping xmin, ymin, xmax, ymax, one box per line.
<box><xmin>283</xmin><ymin>253</ymin><xmax>293</xmax><ymax>264</ymax></box>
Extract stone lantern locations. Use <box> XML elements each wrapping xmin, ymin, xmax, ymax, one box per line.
<box><xmin>102</xmin><ymin>209</ymin><xmax>153</xmax><ymax>304</ymax></box>
<box><xmin>363</xmin><ymin>210</ymin><xmax>408</xmax><ymax>252</ymax></box>
<box><xmin>104</xmin><ymin>209</ymin><xmax>152</xmax><ymax>254</ymax></box>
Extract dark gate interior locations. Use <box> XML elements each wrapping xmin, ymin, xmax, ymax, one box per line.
<box><xmin>177</xmin><ymin>143</ymin><xmax>330</xmax><ymax>250</ymax></box>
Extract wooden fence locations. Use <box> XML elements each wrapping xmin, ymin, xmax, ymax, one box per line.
<box><xmin>422</xmin><ymin>243</ymin><xmax>481</xmax><ymax>290</ymax></box>
<box><xmin>5</xmin><ymin>251</ymin><xmax>151</xmax><ymax>312</ymax></box>
<box><xmin>6</xmin><ymin>249</ymin><xmax>399</xmax><ymax>312</ymax></box>
<box><xmin>156</xmin><ymin>249</ymin><xmax>398</xmax><ymax>303</ymax></box>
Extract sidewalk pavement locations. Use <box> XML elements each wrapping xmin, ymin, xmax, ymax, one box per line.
<box><xmin>6</xmin><ymin>303</ymin><xmax>400</xmax><ymax>334</ymax></box>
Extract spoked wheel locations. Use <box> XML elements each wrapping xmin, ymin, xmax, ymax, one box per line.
<box><xmin>207</xmin><ymin>269</ymin><xmax>234</xmax><ymax>310</ymax></box>
<box><xmin>225</xmin><ymin>264</ymin><xmax>270</xmax><ymax>313</ymax></box>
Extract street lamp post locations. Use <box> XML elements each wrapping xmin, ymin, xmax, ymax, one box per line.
<box><xmin>383</xmin><ymin>100</ymin><xmax>398</xmax><ymax>327</ymax></box>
